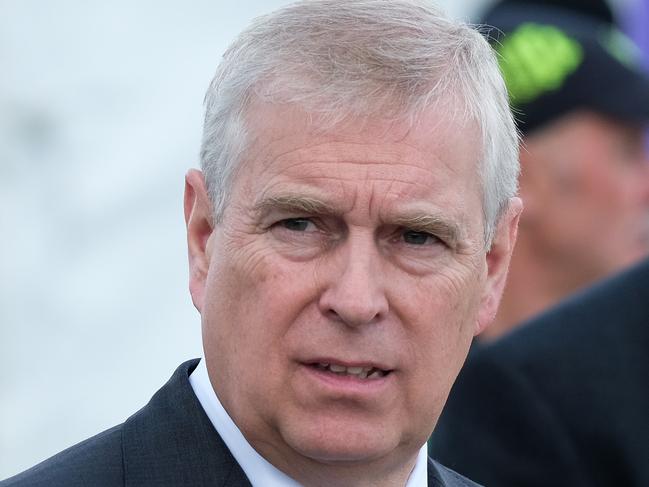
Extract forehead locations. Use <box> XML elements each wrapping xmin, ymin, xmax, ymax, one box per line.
<box><xmin>237</xmin><ymin>101</ymin><xmax>483</xmax><ymax>217</ymax></box>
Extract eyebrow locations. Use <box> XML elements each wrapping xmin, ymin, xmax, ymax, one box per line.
<box><xmin>253</xmin><ymin>194</ymin><xmax>339</xmax><ymax>218</ymax></box>
<box><xmin>253</xmin><ymin>194</ymin><xmax>464</xmax><ymax>247</ymax></box>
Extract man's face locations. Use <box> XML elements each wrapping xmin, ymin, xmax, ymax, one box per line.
<box><xmin>185</xmin><ymin>102</ymin><xmax>519</xmax><ymax>476</ymax></box>
<box><xmin>522</xmin><ymin>112</ymin><xmax>649</xmax><ymax>284</ymax></box>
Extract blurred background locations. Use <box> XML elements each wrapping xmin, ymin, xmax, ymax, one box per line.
<box><xmin>0</xmin><ymin>0</ymin><xmax>644</xmax><ymax>480</ymax></box>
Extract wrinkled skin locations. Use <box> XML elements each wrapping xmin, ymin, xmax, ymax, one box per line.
<box><xmin>184</xmin><ymin>103</ymin><xmax>521</xmax><ymax>487</ymax></box>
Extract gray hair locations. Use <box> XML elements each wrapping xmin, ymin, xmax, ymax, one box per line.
<box><xmin>200</xmin><ymin>0</ymin><xmax>519</xmax><ymax>245</ymax></box>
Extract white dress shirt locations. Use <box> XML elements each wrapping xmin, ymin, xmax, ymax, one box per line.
<box><xmin>189</xmin><ymin>357</ymin><xmax>428</xmax><ymax>487</ymax></box>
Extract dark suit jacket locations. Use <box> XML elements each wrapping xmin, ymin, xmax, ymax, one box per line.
<box><xmin>430</xmin><ymin>259</ymin><xmax>649</xmax><ymax>487</ymax></box>
<box><xmin>2</xmin><ymin>359</ymin><xmax>480</xmax><ymax>486</ymax></box>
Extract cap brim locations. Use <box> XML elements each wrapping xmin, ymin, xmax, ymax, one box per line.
<box><xmin>592</xmin><ymin>67</ymin><xmax>649</xmax><ymax>125</ymax></box>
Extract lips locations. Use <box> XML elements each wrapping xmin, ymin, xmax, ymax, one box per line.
<box><xmin>307</xmin><ymin>361</ymin><xmax>392</xmax><ymax>380</ymax></box>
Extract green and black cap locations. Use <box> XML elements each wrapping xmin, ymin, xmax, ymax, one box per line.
<box><xmin>482</xmin><ymin>1</ymin><xmax>649</xmax><ymax>134</ymax></box>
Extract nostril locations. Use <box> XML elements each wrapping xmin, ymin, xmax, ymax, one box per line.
<box><xmin>333</xmin><ymin>309</ymin><xmax>383</xmax><ymax>327</ymax></box>
<box><xmin>326</xmin><ymin>308</ymin><xmax>342</xmax><ymax>321</ymax></box>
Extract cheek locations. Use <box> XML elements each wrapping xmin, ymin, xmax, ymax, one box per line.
<box><xmin>388</xmin><ymin>270</ymin><xmax>480</xmax><ymax>435</ymax></box>
<box><xmin>201</xmin><ymin>245</ymin><xmax>322</xmax><ymax>422</ymax></box>
<box><xmin>399</xmin><ymin>267</ymin><xmax>481</xmax><ymax>376</ymax></box>
<box><xmin>575</xmin><ymin>150</ymin><xmax>630</xmax><ymax>205</ymax></box>
<box><xmin>203</xmin><ymin>240</ymin><xmax>320</xmax><ymax>367</ymax></box>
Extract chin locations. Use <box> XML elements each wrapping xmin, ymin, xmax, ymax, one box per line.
<box><xmin>281</xmin><ymin>417</ymin><xmax>400</xmax><ymax>464</ymax></box>
<box><xmin>297</xmin><ymin>442</ymin><xmax>391</xmax><ymax>465</ymax></box>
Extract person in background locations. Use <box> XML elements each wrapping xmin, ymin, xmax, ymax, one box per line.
<box><xmin>0</xmin><ymin>1</ymin><xmax>522</xmax><ymax>486</ymax></box>
<box><xmin>479</xmin><ymin>0</ymin><xmax>649</xmax><ymax>340</ymax></box>
<box><xmin>430</xmin><ymin>256</ymin><xmax>649</xmax><ymax>487</ymax></box>
<box><xmin>429</xmin><ymin>4</ymin><xmax>649</xmax><ymax>485</ymax></box>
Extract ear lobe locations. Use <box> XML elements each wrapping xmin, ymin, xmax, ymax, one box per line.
<box><xmin>184</xmin><ymin>169</ymin><xmax>214</xmax><ymax>312</ymax></box>
<box><xmin>475</xmin><ymin>197</ymin><xmax>523</xmax><ymax>335</ymax></box>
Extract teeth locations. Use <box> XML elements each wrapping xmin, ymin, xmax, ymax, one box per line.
<box><xmin>346</xmin><ymin>366</ymin><xmax>364</xmax><ymax>374</ymax></box>
<box><xmin>329</xmin><ymin>364</ymin><xmax>346</xmax><ymax>373</ymax></box>
<box><xmin>316</xmin><ymin>363</ymin><xmax>387</xmax><ymax>379</ymax></box>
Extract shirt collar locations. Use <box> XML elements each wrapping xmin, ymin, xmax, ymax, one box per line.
<box><xmin>189</xmin><ymin>357</ymin><xmax>428</xmax><ymax>487</ymax></box>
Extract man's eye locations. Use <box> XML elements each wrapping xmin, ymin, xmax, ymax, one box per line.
<box><xmin>403</xmin><ymin>230</ymin><xmax>438</xmax><ymax>245</ymax></box>
<box><xmin>281</xmin><ymin>218</ymin><xmax>315</xmax><ymax>232</ymax></box>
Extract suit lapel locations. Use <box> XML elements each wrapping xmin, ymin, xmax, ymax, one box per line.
<box><xmin>428</xmin><ymin>457</ymin><xmax>447</xmax><ymax>487</ymax></box>
<box><xmin>428</xmin><ymin>456</ymin><xmax>481</xmax><ymax>486</ymax></box>
<box><xmin>121</xmin><ymin>359</ymin><xmax>252</xmax><ymax>487</ymax></box>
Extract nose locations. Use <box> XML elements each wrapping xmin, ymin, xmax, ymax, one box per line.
<box><xmin>318</xmin><ymin>233</ymin><xmax>389</xmax><ymax>328</ymax></box>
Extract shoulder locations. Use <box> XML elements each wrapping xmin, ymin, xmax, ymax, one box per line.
<box><xmin>1</xmin><ymin>359</ymin><xmax>205</xmax><ymax>487</ymax></box>
<box><xmin>447</xmin><ymin>258</ymin><xmax>649</xmax><ymax>399</ymax></box>
<box><xmin>429</xmin><ymin>313</ymin><xmax>594</xmax><ymax>485</ymax></box>
<box><xmin>430</xmin><ymin>260</ymin><xmax>649</xmax><ymax>486</ymax></box>
<box><xmin>512</xmin><ymin>257</ymin><xmax>649</xmax><ymax>352</ymax></box>
<box><xmin>0</xmin><ymin>425</ymin><xmax>124</xmax><ymax>487</ymax></box>
<box><xmin>481</xmin><ymin>258</ymin><xmax>649</xmax><ymax>394</ymax></box>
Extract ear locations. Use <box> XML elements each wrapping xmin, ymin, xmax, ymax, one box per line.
<box><xmin>475</xmin><ymin>197</ymin><xmax>523</xmax><ymax>335</ymax></box>
<box><xmin>184</xmin><ymin>169</ymin><xmax>214</xmax><ymax>312</ymax></box>
<box><xmin>517</xmin><ymin>140</ymin><xmax>547</xmax><ymax>226</ymax></box>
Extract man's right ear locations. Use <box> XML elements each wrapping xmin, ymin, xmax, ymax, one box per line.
<box><xmin>184</xmin><ymin>169</ymin><xmax>214</xmax><ymax>312</ymax></box>
<box><xmin>517</xmin><ymin>141</ymin><xmax>545</xmax><ymax>227</ymax></box>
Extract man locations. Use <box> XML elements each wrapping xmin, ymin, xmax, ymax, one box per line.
<box><xmin>1</xmin><ymin>1</ymin><xmax>522</xmax><ymax>485</ymax></box>
<box><xmin>478</xmin><ymin>0</ymin><xmax>649</xmax><ymax>339</ymax></box>
<box><xmin>430</xmin><ymin>257</ymin><xmax>649</xmax><ymax>487</ymax></box>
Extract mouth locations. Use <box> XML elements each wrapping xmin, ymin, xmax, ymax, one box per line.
<box><xmin>306</xmin><ymin>361</ymin><xmax>392</xmax><ymax>380</ymax></box>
